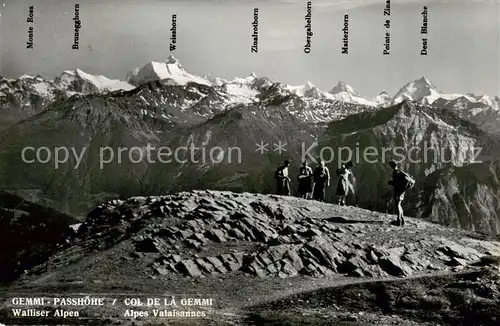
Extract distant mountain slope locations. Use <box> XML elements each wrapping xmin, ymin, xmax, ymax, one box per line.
<box><xmin>0</xmin><ymin>191</ymin><xmax>76</xmax><ymax>283</ymax></box>
<box><xmin>0</xmin><ymin>93</ymin><xmax>178</xmax><ymax>215</ymax></box>
<box><xmin>158</xmin><ymin>103</ymin><xmax>318</xmax><ymax>194</ymax></box>
<box><xmin>0</xmin><ymin>70</ymin><xmax>134</xmax><ymax>131</ymax></box>
<box><xmin>434</xmin><ymin>96</ymin><xmax>500</xmax><ymax>137</ymax></box>
<box><xmin>0</xmin><ymin>94</ymin><xmax>317</xmax><ymax>215</ymax></box>
<box><xmin>412</xmin><ymin>160</ymin><xmax>500</xmax><ymax>235</ymax></box>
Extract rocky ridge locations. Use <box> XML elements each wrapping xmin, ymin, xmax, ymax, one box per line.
<box><xmin>45</xmin><ymin>191</ymin><xmax>499</xmax><ymax>282</ymax></box>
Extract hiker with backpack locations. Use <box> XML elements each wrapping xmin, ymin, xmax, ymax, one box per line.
<box><xmin>335</xmin><ymin>161</ymin><xmax>355</xmax><ymax>206</ymax></box>
<box><xmin>387</xmin><ymin>160</ymin><xmax>415</xmax><ymax>226</ymax></box>
<box><xmin>312</xmin><ymin>160</ymin><xmax>330</xmax><ymax>201</ymax></box>
<box><xmin>297</xmin><ymin>160</ymin><xmax>313</xmax><ymax>199</ymax></box>
<box><xmin>275</xmin><ymin>160</ymin><xmax>291</xmax><ymax>196</ymax></box>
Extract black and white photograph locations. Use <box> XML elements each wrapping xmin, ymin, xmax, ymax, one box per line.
<box><xmin>0</xmin><ymin>0</ymin><xmax>500</xmax><ymax>325</ymax></box>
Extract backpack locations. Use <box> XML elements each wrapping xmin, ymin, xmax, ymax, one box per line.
<box><xmin>400</xmin><ymin>171</ymin><xmax>415</xmax><ymax>190</ymax></box>
<box><xmin>317</xmin><ymin>166</ymin><xmax>326</xmax><ymax>177</ymax></box>
<box><xmin>299</xmin><ymin>166</ymin><xmax>312</xmax><ymax>177</ymax></box>
<box><xmin>274</xmin><ymin>166</ymin><xmax>284</xmax><ymax>179</ymax></box>
<box><xmin>336</xmin><ymin>167</ymin><xmax>350</xmax><ymax>178</ymax></box>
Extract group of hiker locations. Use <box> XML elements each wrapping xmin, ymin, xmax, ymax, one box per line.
<box><xmin>274</xmin><ymin>159</ymin><xmax>415</xmax><ymax>226</ymax></box>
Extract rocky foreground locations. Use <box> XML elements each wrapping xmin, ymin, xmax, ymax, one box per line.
<box><xmin>2</xmin><ymin>190</ymin><xmax>500</xmax><ymax>325</ymax></box>
<box><xmin>76</xmin><ymin>190</ymin><xmax>500</xmax><ymax>279</ymax></box>
<box><xmin>246</xmin><ymin>265</ymin><xmax>500</xmax><ymax>326</ymax></box>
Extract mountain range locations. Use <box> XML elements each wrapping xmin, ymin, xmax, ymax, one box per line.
<box><xmin>1</xmin><ymin>55</ymin><xmax>498</xmax><ymax>126</ymax></box>
<box><xmin>1</xmin><ymin>55</ymin><xmax>500</xmax><ymax>236</ymax></box>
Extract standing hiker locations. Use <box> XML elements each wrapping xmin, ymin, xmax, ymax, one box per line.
<box><xmin>275</xmin><ymin>160</ymin><xmax>291</xmax><ymax>195</ymax></box>
<box><xmin>387</xmin><ymin>160</ymin><xmax>415</xmax><ymax>226</ymax></box>
<box><xmin>312</xmin><ymin>160</ymin><xmax>330</xmax><ymax>201</ymax></box>
<box><xmin>297</xmin><ymin>160</ymin><xmax>313</xmax><ymax>199</ymax></box>
<box><xmin>335</xmin><ymin>162</ymin><xmax>355</xmax><ymax>206</ymax></box>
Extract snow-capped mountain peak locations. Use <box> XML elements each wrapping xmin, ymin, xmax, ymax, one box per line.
<box><xmin>326</xmin><ymin>81</ymin><xmax>376</xmax><ymax>106</ymax></box>
<box><xmin>17</xmin><ymin>74</ymin><xmax>45</xmax><ymax>81</ymax></box>
<box><xmin>416</xmin><ymin>76</ymin><xmax>433</xmax><ymax>86</ymax></box>
<box><xmin>126</xmin><ymin>55</ymin><xmax>211</xmax><ymax>87</ymax></box>
<box><xmin>372</xmin><ymin>91</ymin><xmax>391</xmax><ymax>105</ymax></box>
<box><xmin>390</xmin><ymin>76</ymin><xmax>441</xmax><ymax>105</ymax></box>
<box><xmin>164</xmin><ymin>54</ymin><xmax>180</xmax><ymax>65</ymax></box>
<box><xmin>286</xmin><ymin>81</ymin><xmax>319</xmax><ymax>97</ymax></box>
<box><xmin>329</xmin><ymin>81</ymin><xmax>359</xmax><ymax>96</ymax></box>
<box><xmin>230</xmin><ymin>73</ymin><xmax>261</xmax><ymax>85</ymax></box>
<box><xmin>55</xmin><ymin>68</ymin><xmax>134</xmax><ymax>92</ymax></box>
<box><xmin>474</xmin><ymin>95</ymin><xmax>499</xmax><ymax>110</ymax></box>
<box><xmin>202</xmin><ymin>74</ymin><xmax>227</xmax><ymax>86</ymax></box>
<box><xmin>389</xmin><ymin>77</ymin><xmax>482</xmax><ymax>106</ymax></box>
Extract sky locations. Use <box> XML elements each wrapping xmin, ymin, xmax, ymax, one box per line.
<box><xmin>0</xmin><ymin>0</ymin><xmax>499</xmax><ymax>98</ymax></box>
